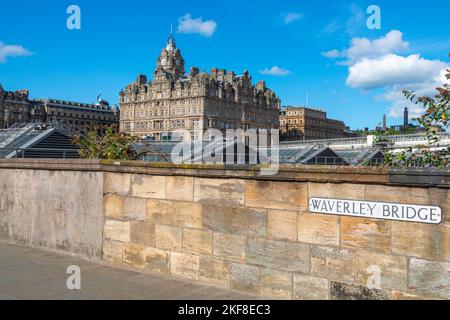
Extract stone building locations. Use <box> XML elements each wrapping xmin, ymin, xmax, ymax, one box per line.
<box><xmin>119</xmin><ymin>33</ymin><xmax>280</xmax><ymax>141</ymax></box>
<box><xmin>279</xmin><ymin>106</ymin><xmax>347</xmax><ymax>141</ymax></box>
<box><xmin>0</xmin><ymin>84</ymin><xmax>119</xmax><ymax>133</ymax></box>
<box><xmin>0</xmin><ymin>85</ymin><xmax>45</xmax><ymax>129</ymax></box>
<box><xmin>34</xmin><ymin>99</ymin><xmax>119</xmax><ymax>134</ymax></box>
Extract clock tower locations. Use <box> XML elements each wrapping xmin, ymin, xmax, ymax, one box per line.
<box><xmin>154</xmin><ymin>32</ymin><xmax>185</xmax><ymax>81</ymax></box>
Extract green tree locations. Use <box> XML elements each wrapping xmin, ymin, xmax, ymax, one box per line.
<box><xmin>376</xmin><ymin>60</ymin><xmax>449</xmax><ymax>167</ymax></box>
<box><xmin>402</xmin><ymin>62</ymin><xmax>449</xmax><ymax>167</ymax></box>
<box><xmin>74</xmin><ymin>127</ymin><xmax>166</xmax><ymax>161</ymax></box>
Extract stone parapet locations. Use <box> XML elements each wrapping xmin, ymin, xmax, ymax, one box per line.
<box><xmin>97</xmin><ymin>162</ymin><xmax>449</xmax><ymax>300</ymax></box>
<box><xmin>0</xmin><ymin>159</ymin><xmax>448</xmax><ymax>299</ymax></box>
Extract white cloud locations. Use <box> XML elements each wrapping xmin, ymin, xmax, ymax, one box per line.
<box><xmin>322</xmin><ymin>49</ymin><xmax>342</xmax><ymax>58</ymax></box>
<box><xmin>259</xmin><ymin>66</ymin><xmax>291</xmax><ymax>76</ymax></box>
<box><xmin>322</xmin><ymin>30</ymin><xmax>449</xmax><ymax>119</ymax></box>
<box><xmin>324</xmin><ymin>30</ymin><xmax>410</xmax><ymax>65</ymax></box>
<box><xmin>385</xmin><ymin>69</ymin><xmax>449</xmax><ymax>119</ymax></box>
<box><xmin>346</xmin><ymin>54</ymin><xmax>447</xmax><ymax>89</ymax></box>
<box><xmin>177</xmin><ymin>14</ymin><xmax>217</xmax><ymax>38</ymax></box>
<box><xmin>384</xmin><ymin>89</ymin><xmax>424</xmax><ymax>119</ymax></box>
<box><xmin>0</xmin><ymin>41</ymin><xmax>32</xmax><ymax>63</ymax></box>
<box><xmin>345</xmin><ymin>30</ymin><xmax>409</xmax><ymax>64</ymax></box>
<box><xmin>282</xmin><ymin>12</ymin><xmax>304</xmax><ymax>24</ymax></box>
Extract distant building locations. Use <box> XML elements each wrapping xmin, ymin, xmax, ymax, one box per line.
<box><xmin>390</xmin><ymin>107</ymin><xmax>412</xmax><ymax>131</ymax></box>
<box><xmin>119</xmin><ymin>33</ymin><xmax>280</xmax><ymax>141</ymax></box>
<box><xmin>0</xmin><ymin>86</ymin><xmax>43</xmax><ymax>128</ymax></box>
<box><xmin>383</xmin><ymin>107</ymin><xmax>446</xmax><ymax>134</ymax></box>
<box><xmin>34</xmin><ymin>99</ymin><xmax>119</xmax><ymax>134</ymax></box>
<box><xmin>0</xmin><ymin>84</ymin><xmax>119</xmax><ymax>133</ymax></box>
<box><xmin>404</xmin><ymin>107</ymin><xmax>409</xmax><ymax>127</ymax></box>
<box><xmin>279</xmin><ymin>106</ymin><xmax>349</xmax><ymax>141</ymax></box>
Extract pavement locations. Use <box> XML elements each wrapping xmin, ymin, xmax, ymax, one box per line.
<box><xmin>0</xmin><ymin>241</ymin><xmax>263</xmax><ymax>300</ymax></box>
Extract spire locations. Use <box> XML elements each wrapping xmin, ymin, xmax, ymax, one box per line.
<box><xmin>166</xmin><ymin>25</ymin><xmax>176</xmax><ymax>52</ymax></box>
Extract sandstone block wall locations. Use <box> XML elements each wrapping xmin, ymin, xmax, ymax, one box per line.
<box><xmin>102</xmin><ymin>172</ymin><xmax>450</xmax><ymax>300</ymax></box>
<box><xmin>0</xmin><ymin>159</ymin><xmax>447</xmax><ymax>299</ymax></box>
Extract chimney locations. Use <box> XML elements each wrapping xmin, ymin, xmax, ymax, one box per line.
<box><xmin>190</xmin><ymin>67</ymin><xmax>199</xmax><ymax>77</ymax></box>
<box><xmin>136</xmin><ymin>75</ymin><xmax>147</xmax><ymax>85</ymax></box>
<box><xmin>403</xmin><ymin>107</ymin><xmax>409</xmax><ymax>127</ymax></box>
<box><xmin>256</xmin><ymin>80</ymin><xmax>266</xmax><ymax>91</ymax></box>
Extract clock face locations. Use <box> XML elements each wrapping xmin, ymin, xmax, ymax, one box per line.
<box><xmin>176</xmin><ymin>59</ymin><xmax>181</xmax><ymax>66</ymax></box>
<box><xmin>161</xmin><ymin>58</ymin><xmax>167</xmax><ymax>66</ymax></box>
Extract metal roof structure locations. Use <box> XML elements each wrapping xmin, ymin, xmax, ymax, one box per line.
<box><xmin>137</xmin><ymin>140</ymin><xmax>269</xmax><ymax>164</ymax></box>
<box><xmin>138</xmin><ymin>141</ymin><xmax>351</xmax><ymax>165</ymax></box>
<box><xmin>335</xmin><ymin>148</ymin><xmax>384</xmax><ymax>166</ymax></box>
<box><xmin>276</xmin><ymin>145</ymin><xmax>348</xmax><ymax>165</ymax></box>
<box><xmin>0</xmin><ymin>121</ymin><xmax>79</xmax><ymax>159</ymax></box>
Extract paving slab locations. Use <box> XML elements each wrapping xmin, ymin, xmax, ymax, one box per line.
<box><xmin>0</xmin><ymin>241</ymin><xmax>263</xmax><ymax>300</ymax></box>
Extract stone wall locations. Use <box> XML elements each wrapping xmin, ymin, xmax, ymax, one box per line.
<box><xmin>100</xmin><ymin>164</ymin><xmax>450</xmax><ymax>300</ymax></box>
<box><xmin>0</xmin><ymin>160</ymin><xmax>104</xmax><ymax>259</ymax></box>
<box><xmin>0</xmin><ymin>159</ymin><xmax>448</xmax><ymax>299</ymax></box>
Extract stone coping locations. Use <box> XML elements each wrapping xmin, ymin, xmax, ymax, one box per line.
<box><xmin>0</xmin><ymin>158</ymin><xmax>448</xmax><ymax>188</ymax></box>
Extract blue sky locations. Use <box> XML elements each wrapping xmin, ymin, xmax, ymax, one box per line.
<box><xmin>1</xmin><ymin>0</ymin><xmax>449</xmax><ymax>130</ymax></box>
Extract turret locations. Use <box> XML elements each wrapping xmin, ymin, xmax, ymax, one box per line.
<box><xmin>154</xmin><ymin>32</ymin><xmax>185</xmax><ymax>79</ymax></box>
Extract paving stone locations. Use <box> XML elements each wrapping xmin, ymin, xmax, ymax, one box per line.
<box><xmin>0</xmin><ymin>242</ymin><xmax>259</xmax><ymax>300</ymax></box>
